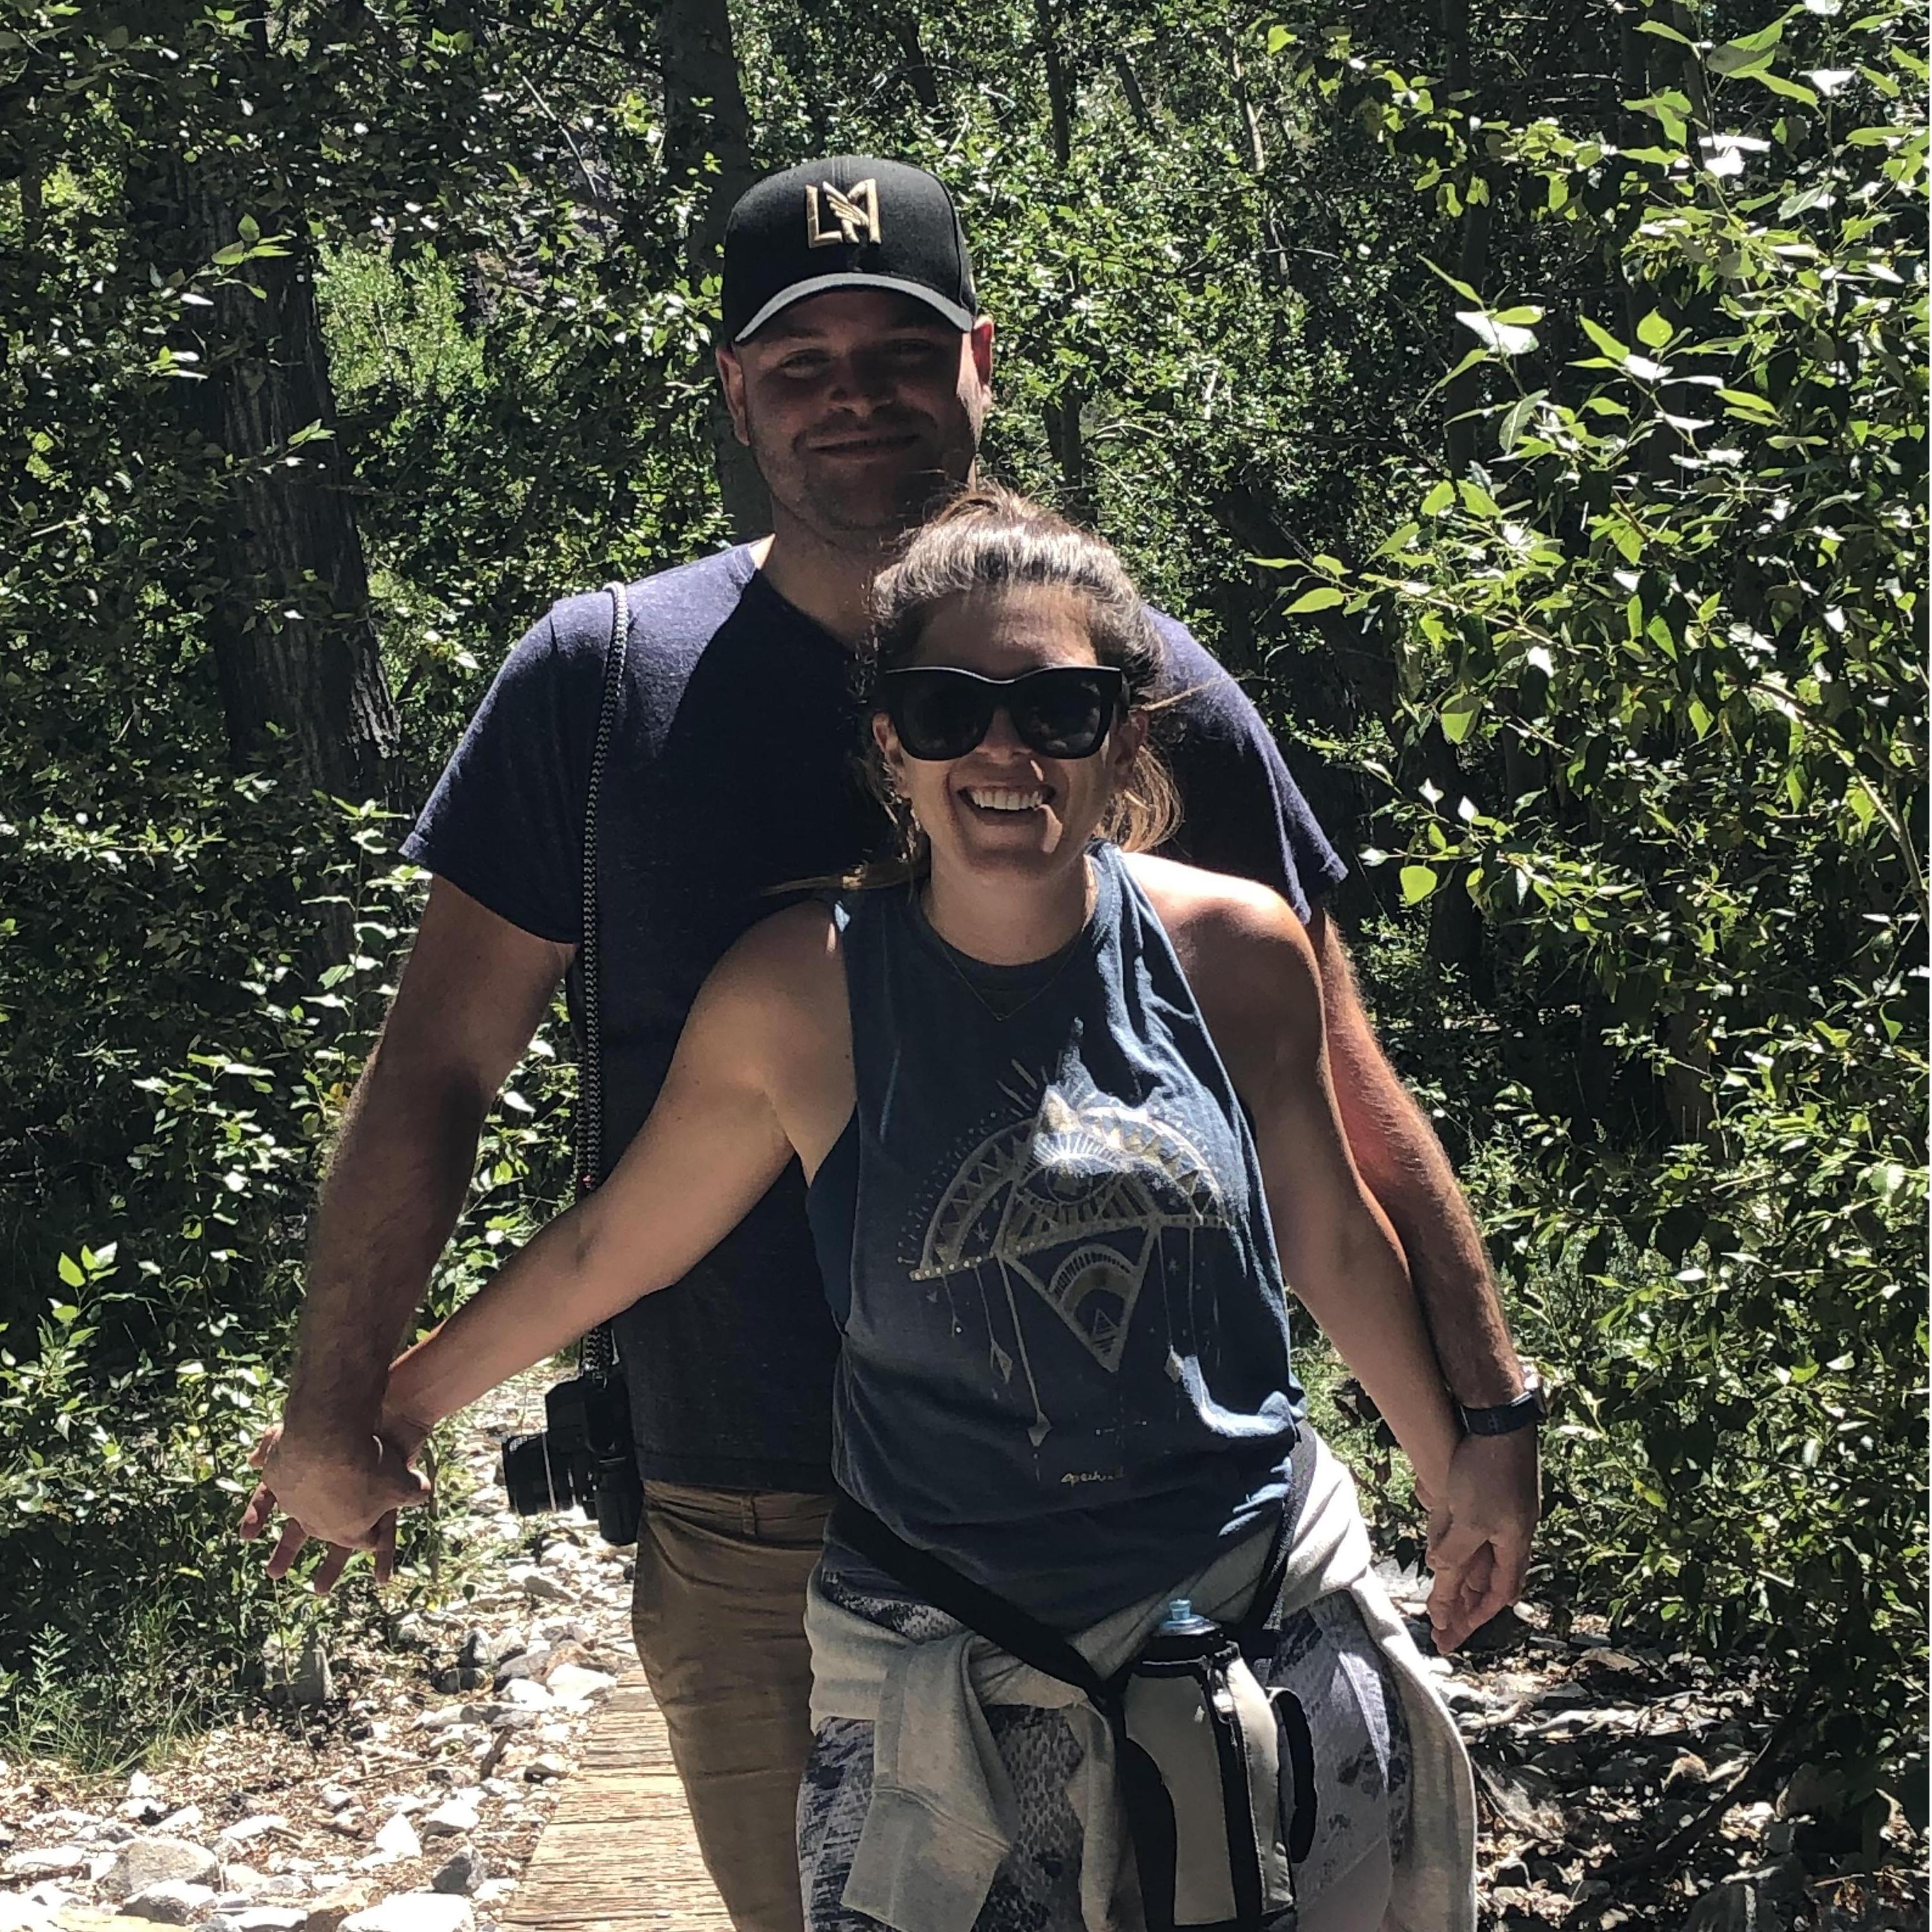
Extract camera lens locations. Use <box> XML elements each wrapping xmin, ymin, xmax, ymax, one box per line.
<box><xmin>500</xmin><ymin>1429</ymin><xmax>569</xmax><ymax>1516</ymax></box>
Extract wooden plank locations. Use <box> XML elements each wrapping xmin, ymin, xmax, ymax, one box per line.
<box><xmin>503</xmin><ymin>1671</ymin><xmax>731</xmax><ymax>1932</ymax></box>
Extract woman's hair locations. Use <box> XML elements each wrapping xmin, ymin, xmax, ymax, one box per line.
<box><xmin>850</xmin><ymin>485</ymin><xmax>1180</xmax><ymax>885</ymax></box>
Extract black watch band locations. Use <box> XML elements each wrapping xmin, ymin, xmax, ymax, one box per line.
<box><xmin>1456</xmin><ymin>1369</ymin><xmax>1545</xmax><ymax>1437</ymax></box>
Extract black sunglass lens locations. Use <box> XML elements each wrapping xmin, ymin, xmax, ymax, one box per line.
<box><xmin>1014</xmin><ymin>673</ymin><xmax>1112</xmax><ymax>756</ymax></box>
<box><xmin>895</xmin><ymin>677</ymin><xmax>990</xmax><ymax>758</ymax></box>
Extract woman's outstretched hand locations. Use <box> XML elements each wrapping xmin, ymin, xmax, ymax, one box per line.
<box><xmin>238</xmin><ymin>1413</ymin><xmax>433</xmax><ymax>1593</ymax></box>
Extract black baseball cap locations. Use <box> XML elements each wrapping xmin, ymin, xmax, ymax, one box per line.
<box><xmin>721</xmin><ymin>157</ymin><xmax>977</xmax><ymax>344</ymax></box>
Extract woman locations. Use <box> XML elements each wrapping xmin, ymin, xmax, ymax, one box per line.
<box><xmin>335</xmin><ymin>490</ymin><xmax>1474</xmax><ymax>1931</ymax></box>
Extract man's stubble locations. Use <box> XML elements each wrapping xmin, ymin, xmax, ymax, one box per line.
<box><xmin>745</xmin><ymin>397</ymin><xmax>985</xmax><ymax>562</ymax></box>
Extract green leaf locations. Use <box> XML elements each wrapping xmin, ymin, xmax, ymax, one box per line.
<box><xmin>1399</xmin><ymin>864</ymin><xmax>1439</xmax><ymax>905</ymax></box>
<box><xmin>1420</xmin><ymin>480</ymin><xmax>1456</xmax><ymax>515</ymax></box>
<box><xmin>1745</xmin><ymin>67</ymin><xmax>1821</xmax><ymax>102</ymax></box>
<box><xmin>1636</xmin><ymin>310</ymin><xmax>1675</xmax><ymax>349</ymax></box>
<box><xmin>1497</xmin><ymin>390</ymin><xmax>1545</xmax><ymax>452</ymax></box>
<box><xmin>1579</xmin><ymin>317</ymin><xmax>1630</xmax><ymax>362</ymax></box>
<box><xmin>57</xmin><ymin>1254</ymin><xmax>84</xmax><ymax>1289</ymax></box>
<box><xmin>1457</xmin><ymin>309</ymin><xmax>1540</xmax><ymax>356</ymax></box>
<box><xmin>1457</xmin><ymin>479</ymin><xmax>1501</xmax><ymax>518</ymax></box>
<box><xmin>1439</xmin><ymin>690</ymin><xmax>1483</xmax><ymax>743</ymax></box>
<box><xmin>1422</xmin><ymin>259</ymin><xmax>1483</xmax><ymax>303</ymax></box>
<box><xmin>1284</xmin><ymin>586</ymin><xmax>1347</xmax><ymax>614</ymax></box>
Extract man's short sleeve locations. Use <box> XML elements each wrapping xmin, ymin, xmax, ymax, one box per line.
<box><xmin>1149</xmin><ymin>613</ymin><xmax>1349</xmax><ymax>922</ymax></box>
<box><xmin>401</xmin><ymin>595</ymin><xmax>607</xmax><ymax>944</ymax></box>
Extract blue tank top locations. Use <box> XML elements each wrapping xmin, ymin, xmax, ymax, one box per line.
<box><xmin>806</xmin><ymin>843</ymin><xmax>1305</xmax><ymax>1629</ymax></box>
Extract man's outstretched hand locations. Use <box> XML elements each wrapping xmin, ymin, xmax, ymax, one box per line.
<box><xmin>1421</xmin><ymin>1429</ymin><xmax>1540</xmax><ymax>1653</ymax></box>
<box><xmin>240</xmin><ymin>1417</ymin><xmax>433</xmax><ymax>1593</ymax></box>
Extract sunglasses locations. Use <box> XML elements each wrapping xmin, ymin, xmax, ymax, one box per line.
<box><xmin>875</xmin><ymin>665</ymin><xmax>1128</xmax><ymax>761</ymax></box>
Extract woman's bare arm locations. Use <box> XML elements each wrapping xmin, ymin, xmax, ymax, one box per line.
<box><xmin>384</xmin><ymin>906</ymin><xmax>844</xmax><ymax>1432</ymax></box>
<box><xmin>1131</xmin><ymin>857</ymin><xmax>1462</xmax><ymax>1498</ymax></box>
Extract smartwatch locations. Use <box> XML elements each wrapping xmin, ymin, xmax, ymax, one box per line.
<box><xmin>1455</xmin><ymin>1365</ymin><xmax>1546</xmax><ymax>1437</ymax></box>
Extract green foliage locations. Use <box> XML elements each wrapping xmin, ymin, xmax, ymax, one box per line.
<box><xmin>1268</xmin><ymin>0</ymin><xmax>1928</xmax><ymax>1795</ymax></box>
<box><xmin>0</xmin><ymin>0</ymin><xmax>1922</xmax><ymax>1804</ymax></box>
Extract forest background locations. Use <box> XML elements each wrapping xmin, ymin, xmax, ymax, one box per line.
<box><xmin>0</xmin><ymin>0</ymin><xmax>1925</xmax><ymax>1856</ymax></box>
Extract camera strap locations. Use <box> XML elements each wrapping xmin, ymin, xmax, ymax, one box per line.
<box><xmin>576</xmin><ymin>579</ymin><xmax>629</xmax><ymax>1377</ymax></box>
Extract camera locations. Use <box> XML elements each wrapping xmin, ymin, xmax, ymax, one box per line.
<box><xmin>500</xmin><ymin>1370</ymin><xmax>643</xmax><ymax>1547</ymax></box>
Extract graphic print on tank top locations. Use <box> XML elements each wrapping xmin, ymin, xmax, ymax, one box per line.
<box><xmin>901</xmin><ymin>1052</ymin><xmax>1244</xmax><ymax>1455</ymax></box>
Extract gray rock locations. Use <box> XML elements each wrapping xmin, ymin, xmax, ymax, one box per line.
<box><xmin>118</xmin><ymin>1884</ymin><xmax>217</xmax><ymax>1927</ymax></box>
<box><xmin>126</xmin><ymin>1774</ymin><xmax>157</xmax><ymax>1800</ymax></box>
<box><xmin>510</xmin><ymin>1570</ymin><xmax>568</xmax><ymax>1606</ymax></box>
<box><xmin>369</xmin><ymin>1818</ymin><xmax>420</xmax><ymax>1864</ymax></box>
<box><xmin>1595</xmin><ymin>1751</ymin><xmax>1652</xmax><ymax>1791</ymax></box>
<box><xmin>301</xmin><ymin>1892</ymin><xmax>368</xmax><ymax>1932</ymax></box>
<box><xmin>544</xmin><ymin>1666</ymin><xmax>615</xmax><ymax>1705</ymax></box>
<box><xmin>1749</xmin><ymin>1857</ymin><xmax>1810</xmax><ymax>1905</ymax></box>
<box><xmin>104</xmin><ymin>1842</ymin><xmax>222</xmax><ymax>1903</ymax></box>
<box><xmin>318</xmin><ymin>1791</ymin><xmax>355</xmax><ymax>1816</ymax></box>
<box><xmin>429</xmin><ymin>1670</ymin><xmax>486</xmax><ymax>1696</ymax></box>
<box><xmin>497</xmin><ymin>1680</ymin><xmax>551</xmax><ymax>1710</ymax></box>
<box><xmin>0</xmin><ymin>1901</ymin><xmax>54</xmax><ymax>1932</ymax></box>
<box><xmin>228</xmin><ymin>1910</ymin><xmax>307</xmax><ymax>1931</ymax></box>
<box><xmin>6</xmin><ymin>1847</ymin><xmax>92</xmax><ymax>1881</ymax></box>
<box><xmin>341</xmin><ymin>1896</ymin><xmax>473</xmax><ymax>1932</ymax></box>
<box><xmin>1685</xmin><ymin>1859</ymin><xmax>1810</xmax><ymax>1932</ymax></box>
<box><xmin>120</xmin><ymin>1800</ymin><xmax>172</xmax><ymax>1826</ymax></box>
<box><xmin>156</xmin><ymin>1810</ymin><xmax>204</xmax><ymax>1836</ymax></box>
<box><xmin>217</xmin><ymin>1818</ymin><xmax>288</xmax><ymax>1850</ymax></box>
<box><xmin>429</xmin><ymin>1855</ymin><xmax>484</xmax><ymax>1900</ymax></box>
<box><xmin>521</xmin><ymin>1755</ymin><xmax>567</xmax><ymax>1784</ymax></box>
<box><xmin>1776</xmin><ymin>1763</ymin><xmax>1844</xmax><ymax>1820</ymax></box>
<box><xmin>489</xmin><ymin>1648</ymin><xmax>549</xmax><ymax>1688</ymax></box>
<box><xmin>262</xmin><ymin>1638</ymin><xmax>332</xmax><ymax>1708</ymax></box>
<box><xmin>418</xmin><ymin>1805</ymin><xmax>477</xmax><ymax>1842</ymax></box>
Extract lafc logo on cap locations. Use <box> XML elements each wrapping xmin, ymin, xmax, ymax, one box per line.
<box><xmin>806</xmin><ymin>178</ymin><xmax>881</xmax><ymax>247</ymax></box>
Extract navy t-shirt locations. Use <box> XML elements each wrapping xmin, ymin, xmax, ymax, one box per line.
<box><xmin>404</xmin><ymin>546</ymin><xmax>1347</xmax><ymax>1490</ymax></box>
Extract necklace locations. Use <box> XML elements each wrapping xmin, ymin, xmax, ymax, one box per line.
<box><xmin>917</xmin><ymin>861</ymin><xmax>1097</xmax><ymax>1023</ymax></box>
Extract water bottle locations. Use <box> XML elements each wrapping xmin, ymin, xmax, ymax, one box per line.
<box><xmin>1160</xmin><ymin>1596</ymin><xmax>1218</xmax><ymax>1635</ymax></box>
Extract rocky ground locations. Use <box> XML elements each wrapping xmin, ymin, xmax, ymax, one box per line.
<box><xmin>2</xmin><ymin>1388</ymin><xmax>1924</xmax><ymax>1932</ymax></box>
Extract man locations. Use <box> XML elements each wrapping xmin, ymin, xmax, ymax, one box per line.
<box><xmin>245</xmin><ymin>158</ymin><xmax>1540</xmax><ymax>1932</ymax></box>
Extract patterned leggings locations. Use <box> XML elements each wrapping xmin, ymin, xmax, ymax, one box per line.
<box><xmin>797</xmin><ymin>1573</ymin><xmax>1411</xmax><ymax>1932</ymax></box>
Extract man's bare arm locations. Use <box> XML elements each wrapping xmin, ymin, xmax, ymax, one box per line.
<box><xmin>243</xmin><ymin>880</ymin><xmax>571</xmax><ymax>1575</ymax></box>
<box><xmin>1305</xmin><ymin>905</ymin><xmax>1540</xmax><ymax>1648</ymax></box>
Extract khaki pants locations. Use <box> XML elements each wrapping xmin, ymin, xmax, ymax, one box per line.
<box><xmin>629</xmin><ymin>1480</ymin><xmax>832</xmax><ymax>1932</ymax></box>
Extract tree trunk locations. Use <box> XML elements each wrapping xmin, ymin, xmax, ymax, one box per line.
<box><xmin>1112</xmin><ymin>50</ymin><xmax>1154</xmax><ymax>132</ymax></box>
<box><xmin>1034</xmin><ymin>0</ymin><xmax>1073</xmax><ymax>169</ymax></box>
<box><xmin>656</xmin><ymin>0</ymin><xmax>769</xmax><ymax>538</ymax></box>
<box><xmin>154</xmin><ymin>165</ymin><xmax>398</xmax><ymax>806</ymax></box>
<box><xmin>1439</xmin><ymin>0</ymin><xmax>1492</xmax><ymax>475</ymax></box>
<box><xmin>888</xmin><ymin>12</ymin><xmax>941</xmax><ymax>112</ymax></box>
